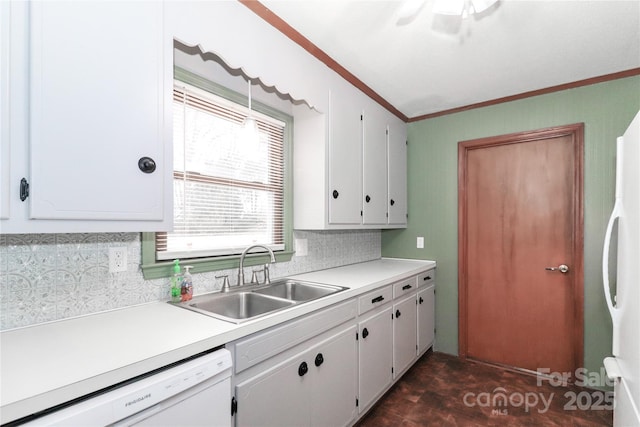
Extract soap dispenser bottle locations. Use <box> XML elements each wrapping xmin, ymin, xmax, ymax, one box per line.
<box><xmin>181</xmin><ymin>265</ymin><xmax>193</xmax><ymax>302</ymax></box>
<box><xmin>171</xmin><ymin>259</ymin><xmax>182</xmax><ymax>303</ymax></box>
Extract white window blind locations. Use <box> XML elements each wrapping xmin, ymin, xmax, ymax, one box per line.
<box><xmin>156</xmin><ymin>83</ymin><xmax>286</xmax><ymax>260</ymax></box>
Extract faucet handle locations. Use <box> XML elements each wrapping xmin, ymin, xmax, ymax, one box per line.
<box><xmin>250</xmin><ymin>268</ymin><xmax>261</xmax><ymax>284</ymax></box>
<box><xmin>216</xmin><ymin>275</ymin><xmax>230</xmax><ymax>292</ymax></box>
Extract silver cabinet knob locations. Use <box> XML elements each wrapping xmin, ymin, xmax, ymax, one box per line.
<box><xmin>545</xmin><ymin>264</ymin><xmax>570</xmax><ymax>274</ymax></box>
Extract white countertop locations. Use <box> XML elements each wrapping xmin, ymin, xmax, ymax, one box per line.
<box><xmin>0</xmin><ymin>257</ymin><xmax>435</xmax><ymax>424</ymax></box>
<box><xmin>290</xmin><ymin>258</ymin><xmax>435</xmax><ymax>289</ymax></box>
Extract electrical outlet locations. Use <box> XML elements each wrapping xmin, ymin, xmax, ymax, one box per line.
<box><xmin>295</xmin><ymin>238</ymin><xmax>308</xmax><ymax>257</ymax></box>
<box><xmin>417</xmin><ymin>237</ymin><xmax>424</xmax><ymax>249</ymax></box>
<box><xmin>109</xmin><ymin>247</ymin><xmax>127</xmax><ymax>273</ymax></box>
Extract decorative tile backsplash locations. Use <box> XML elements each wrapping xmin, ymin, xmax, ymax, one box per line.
<box><xmin>0</xmin><ymin>230</ymin><xmax>380</xmax><ymax>330</ymax></box>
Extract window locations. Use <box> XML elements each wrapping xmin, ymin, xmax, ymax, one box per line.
<box><xmin>161</xmin><ymin>84</ymin><xmax>285</xmax><ymax>259</ymax></box>
<box><xmin>141</xmin><ymin>69</ymin><xmax>293</xmax><ymax>279</ymax></box>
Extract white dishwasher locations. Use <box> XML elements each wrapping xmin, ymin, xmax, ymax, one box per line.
<box><xmin>21</xmin><ymin>348</ymin><xmax>232</xmax><ymax>427</ymax></box>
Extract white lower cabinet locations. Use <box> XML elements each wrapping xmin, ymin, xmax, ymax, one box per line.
<box><xmin>418</xmin><ymin>284</ymin><xmax>436</xmax><ymax>355</ymax></box>
<box><xmin>230</xmin><ymin>268</ymin><xmax>435</xmax><ymax>426</ymax></box>
<box><xmin>234</xmin><ymin>325</ymin><xmax>357</xmax><ymax>427</ymax></box>
<box><xmin>235</xmin><ymin>352</ymin><xmax>307</xmax><ymax>427</ymax></box>
<box><xmin>357</xmin><ymin>307</ymin><xmax>393</xmax><ymax>413</ymax></box>
<box><xmin>309</xmin><ymin>327</ymin><xmax>358</xmax><ymax>427</ymax></box>
<box><xmin>393</xmin><ymin>294</ymin><xmax>418</xmax><ymax>378</ymax></box>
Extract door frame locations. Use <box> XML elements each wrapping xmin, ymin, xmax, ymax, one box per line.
<box><xmin>458</xmin><ymin>123</ymin><xmax>585</xmax><ymax>372</ymax></box>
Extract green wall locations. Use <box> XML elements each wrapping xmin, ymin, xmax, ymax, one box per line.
<box><xmin>382</xmin><ymin>75</ymin><xmax>640</xmax><ymax>376</ymax></box>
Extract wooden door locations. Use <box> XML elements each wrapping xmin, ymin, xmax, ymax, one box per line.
<box><xmin>458</xmin><ymin>124</ymin><xmax>584</xmax><ymax>374</ymax></box>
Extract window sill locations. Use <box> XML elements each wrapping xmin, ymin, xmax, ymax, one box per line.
<box><xmin>141</xmin><ymin>249</ymin><xmax>294</xmax><ymax>280</ymax></box>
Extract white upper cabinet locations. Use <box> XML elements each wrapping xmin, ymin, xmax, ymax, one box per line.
<box><xmin>387</xmin><ymin>119</ymin><xmax>408</xmax><ymax>226</ymax></box>
<box><xmin>293</xmin><ymin>73</ymin><xmax>408</xmax><ymax>230</ymax></box>
<box><xmin>362</xmin><ymin>103</ymin><xmax>389</xmax><ymax>225</ymax></box>
<box><xmin>0</xmin><ymin>0</ymin><xmax>10</xmax><ymax>221</ymax></box>
<box><xmin>328</xmin><ymin>78</ymin><xmax>364</xmax><ymax>225</ymax></box>
<box><xmin>29</xmin><ymin>2</ymin><xmax>169</xmax><ymax>222</ymax></box>
<box><xmin>2</xmin><ymin>1</ymin><xmax>404</xmax><ymax>233</ymax></box>
<box><xmin>1</xmin><ymin>1</ymin><xmax>172</xmax><ymax>233</ymax></box>
<box><xmin>292</xmin><ymin>105</ymin><xmax>328</xmax><ymax>230</ymax></box>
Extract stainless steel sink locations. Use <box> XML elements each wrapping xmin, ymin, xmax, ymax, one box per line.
<box><xmin>172</xmin><ymin>279</ymin><xmax>348</xmax><ymax>324</ymax></box>
<box><xmin>253</xmin><ymin>280</ymin><xmax>344</xmax><ymax>302</ymax></box>
<box><xmin>186</xmin><ymin>292</ymin><xmax>295</xmax><ymax>323</ymax></box>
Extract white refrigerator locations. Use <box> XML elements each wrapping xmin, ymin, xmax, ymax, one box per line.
<box><xmin>603</xmin><ymin>109</ymin><xmax>640</xmax><ymax>426</ymax></box>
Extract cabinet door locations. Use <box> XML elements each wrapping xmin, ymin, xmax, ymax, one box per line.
<box><xmin>235</xmin><ymin>354</ymin><xmax>310</xmax><ymax>427</ymax></box>
<box><xmin>362</xmin><ymin>106</ymin><xmax>388</xmax><ymax>225</ymax></box>
<box><xmin>358</xmin><ymin>307</ymin><xmax>393</xmax><ymax>412</ymax></box>
<box><xmin>29</xmin><ymin>1</ymin><xmax>169</xmax><ymax>222</ymax></box>
<box><xmin>328</xmin><ymin>81</ymin><xmax>362</xmax><ymax>225</ymax></box>
<box><xmin>310</xmin><ymin>326</ymin><xmax>358</xmax><ymax>427</ymax></box>
<box><xmin>387</xmin><ymin>120</ymin><xmax>407</xmax><ymax>226</ymax></box>
<box><xmin>418</xmin><ymin>285</ymin><xmax>435</xmax><ymax>355</ymax></box>
<box><xmin>0</xmin><ymin>0</ymin><xmax>10</xmax><ymax>220</ymax></box>
<box><xmin>393</xmin><ymin>294</ymin><xmax>418</xmax><ymax>378</ymax></box>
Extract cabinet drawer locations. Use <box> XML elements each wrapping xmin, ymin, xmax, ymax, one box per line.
<box><xmin>417</xmin><ymin>269</ymin><xmax>436</xmax><ymax>288</ymax></box>
<box><xmin>358</xmin><ymin>285</ymin><xmax>392</xmax><ymax>315</ymax></box>
<box><xmin>392</xmin><ymin>277</ymin><xmax>417</xmax><ymax>298</ymax></box>
<box><xmin>233</xmin><ymin>299</ymin><xmax>357</xmax><ymax>373</ymax></box>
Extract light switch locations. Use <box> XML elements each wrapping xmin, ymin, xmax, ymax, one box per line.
<box><xmin>416</xmin><ymin>237</ymin><xmax>424</xmax><ymax>249</ymax></box>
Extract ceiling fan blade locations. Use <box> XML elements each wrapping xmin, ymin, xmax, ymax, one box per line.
<box><xmin>396</xmin><ymin>0</ymin><xmax>426</xmax><ymax>21</ymax></box>
<box><xmin>432</xmin><ymin>0</ymin><xmax>465</xmax><ymax>16</ymax></box>
<box><xmin>470</xmin><ymin>0</ymin><xmax>498</xmax><ymax>14</ymax></box>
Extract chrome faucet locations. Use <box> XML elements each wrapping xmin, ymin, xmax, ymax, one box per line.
<box><xmin>237</xmin><ymin>245</ymin><xmax>276</xmax><ymax>286</ymax></box>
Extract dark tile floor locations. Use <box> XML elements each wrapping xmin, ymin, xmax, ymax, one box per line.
<box><xmin>357</xmin><ymin>351</ymin><xmax>613</xmax><ymax>427</ymax></box>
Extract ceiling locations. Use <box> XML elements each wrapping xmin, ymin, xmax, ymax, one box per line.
<box><xmin>261</xmin><ymin>0</ymin><xmax>640</xmax><ymax>120</ymax></box>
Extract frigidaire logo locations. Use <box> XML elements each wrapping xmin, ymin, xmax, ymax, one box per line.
<box><xmin>125</xmin><ymin>393</ymin><xmax>152</xmax><ymax>407</ymax></box>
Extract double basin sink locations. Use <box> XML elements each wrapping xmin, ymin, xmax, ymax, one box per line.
<box><xmin>172</xmin><ymin>279</ymin><xmax>348</xmax><ymax>324</ymax></box>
